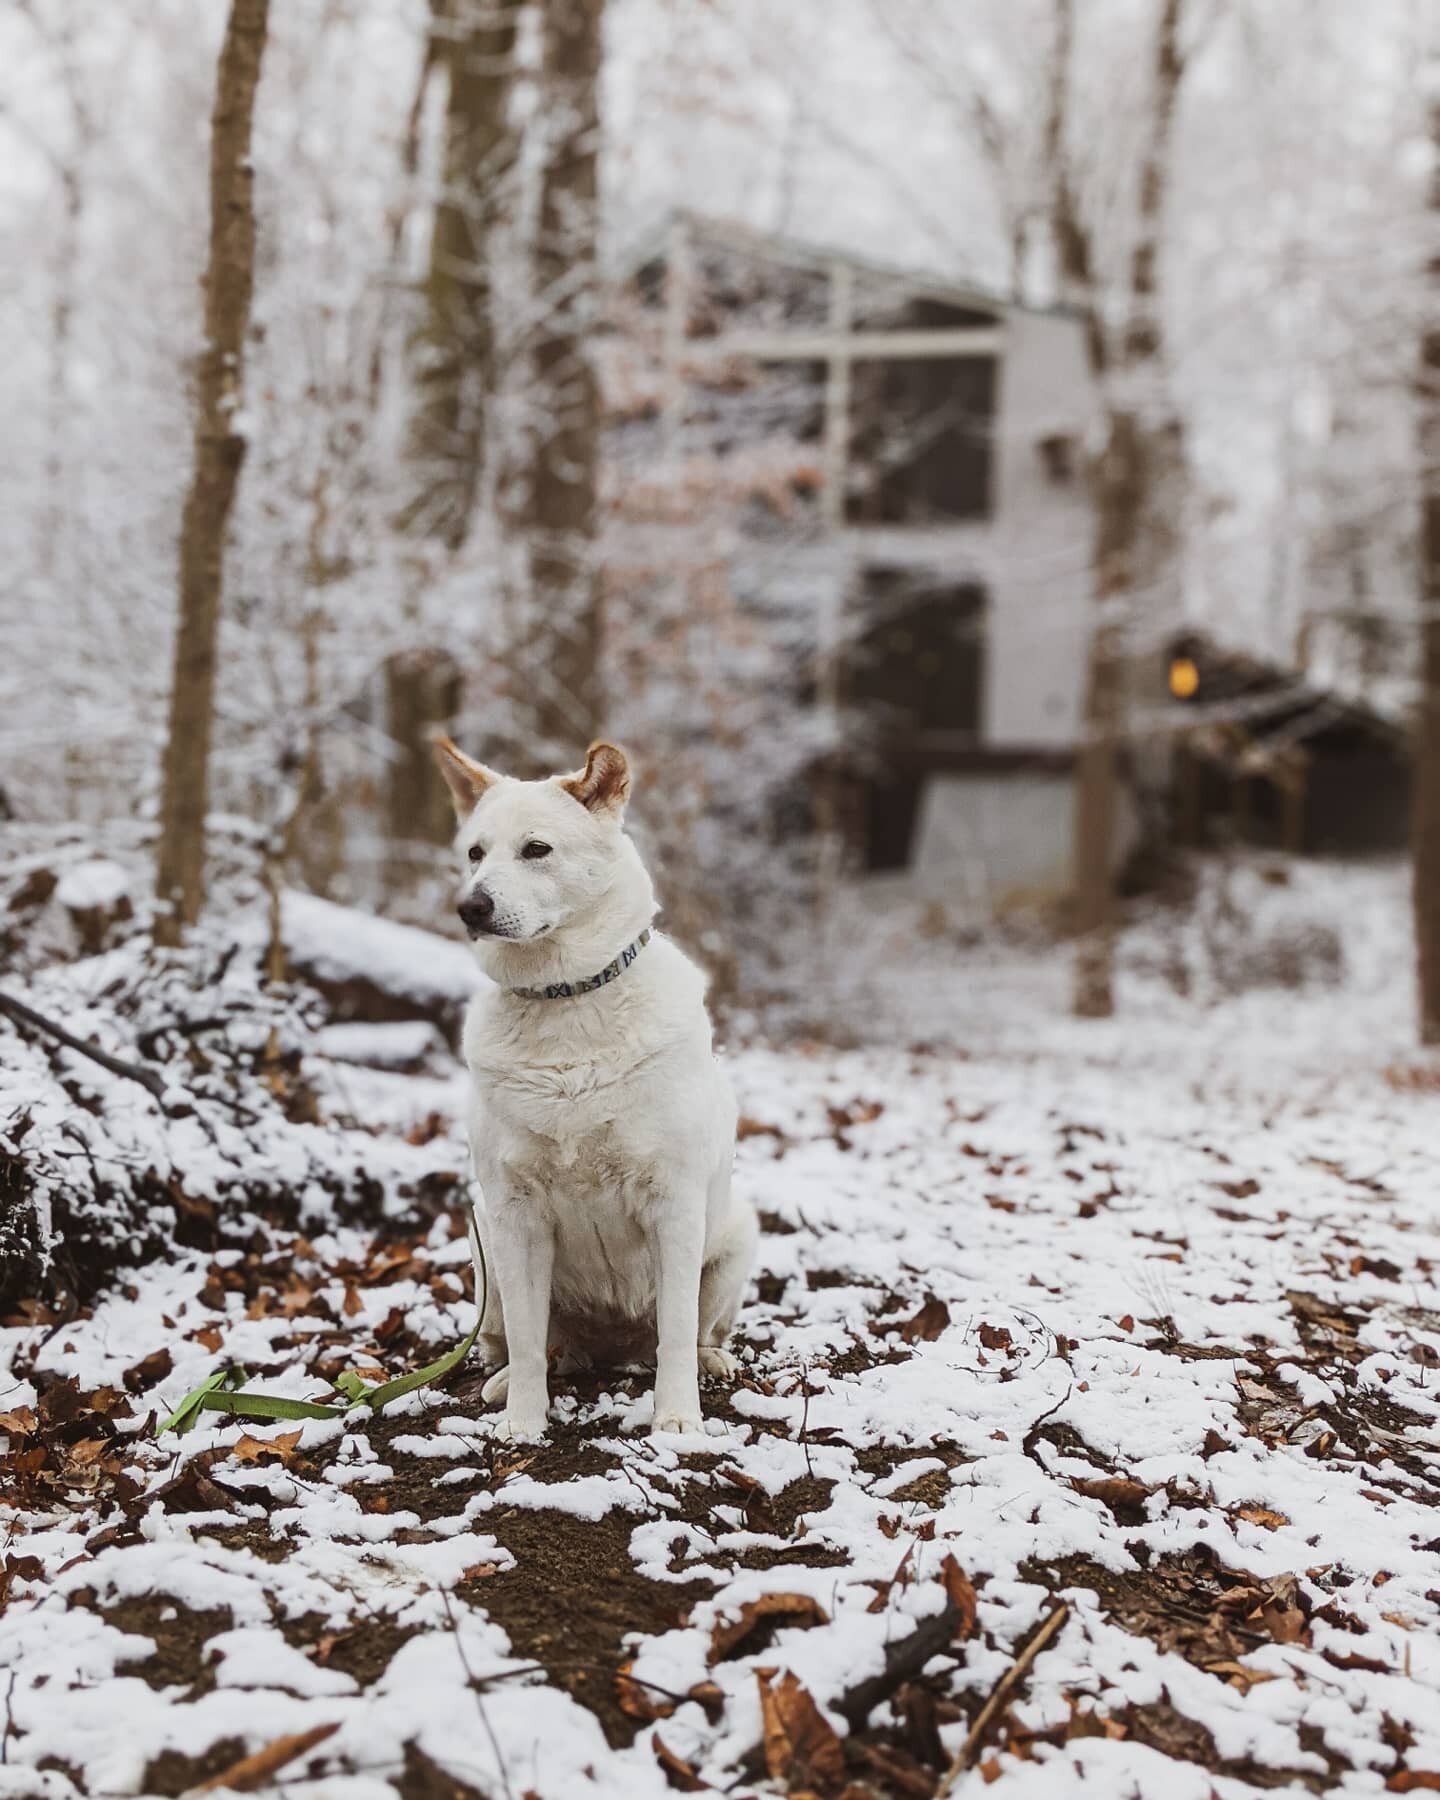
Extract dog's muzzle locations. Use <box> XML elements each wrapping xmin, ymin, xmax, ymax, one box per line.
<box><xmin>457</xmin><ymin>889</ymin><xmax>496</xmax><ymax>938</ymax></box>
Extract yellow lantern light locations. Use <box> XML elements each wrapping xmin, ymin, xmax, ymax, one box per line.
<box><xmin>1168</xmin><ymin>655</ymin><xmax>1199</xmax><ymax>700</ymax></box>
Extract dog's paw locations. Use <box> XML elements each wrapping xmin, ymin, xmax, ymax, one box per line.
<box><xmin>698</xmin><ymin>1345</ymin><xmax>740</xmax><ymax>1381</ymax></box>
<box><xmin>652</xmin><ymin>1408</ymin><xmax>704</xmax><ymax>1436</ymax></box>
<box><xmin>481</xmin><ymin>1365</ymin><xmax>510</xmax><ymax>1405</ymax></box>
<box><xmin>496</xmin><ymin>1408</ymin><xmax>547</xmax><ymax>1443</ymax></box>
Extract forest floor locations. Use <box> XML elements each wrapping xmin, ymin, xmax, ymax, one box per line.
<box><xmin>3</xmin><ymin>865</ymin><xmax>1440</xmax><ymax>1799</ymax></box>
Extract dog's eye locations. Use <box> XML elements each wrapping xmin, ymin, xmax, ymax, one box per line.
<box><xmin>467</xmin><ymin>844</ymin><xmax>485</xmax><ymax>864</ymax></box>
<box><xmin>520</xmin><ymin>841</ymin><xmax>552</xmax><ymax>861</ymax></box>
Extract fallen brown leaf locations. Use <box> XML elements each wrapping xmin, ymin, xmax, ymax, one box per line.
<box><xmin>123</xmin><ymin>1347</ymin><xmax>172</xmax><ymax>1393</ymax></box>
<box><xmin>0</xmin><ymin>1408</ymin><xmax>37</xmax><ymax>1436</ymax></box>
<box><xmin>617</xmin><ymin>1662</ymin><xmax>676</xmax><ymax>1723</ymax></box>
<box><xmin>737</xmin><ymin>1116</ymin><xmax>786</xmax><ymax>1143</ymax></box>
<box><xmin>1235</xmin><ymin>1504</ymin><xmax>1289</xmax><ymax>1530</ymax></box>
<box><xmin>865</xmin><ymin>1542</ymin><xmax>917</xmax><ymax>1613</ymax></box>
<box><xmin>900</xmin><ymin>1298</ymin><xmax>950</xmax><ymax>1344</ymax></box>
<box><xmin>687</xmin><ymin>1679</ymin><xmax>725</xmax><ymax>1723</ymax></box>
<box><xmin>652</xmin><ymin>1730</ymin><xmax>707</xmax><ymax>1792</ymax></box>
<box><xmin>1204</xmin><ymin>1660</ymin><xmax>1282</xmax><ymax>1692</ymax></box>
<box><xmin>711</xmin><ymin>1593</ymin><xmax>829</xmax><ymax>1663</ymax></box>
<box><xmin>940</xmin><ymin>1554</ymin><xmax>979</xmax><ymax>1642</ymax></box>
<box><xmin>190</xmin><ymin>1721</ymin><xmax>339</xmax><ymax>1793</ymax></box>
<box><xmin>231</xmin><ymin>1429</ymin><xmax>303</xmax><ymax>1467</ymax></box>
<box><xmin>755</xmin><ymin>1667</ymin><xmax>845</xmax><ymax>1791</ymax></box>
<box><xmin>1388</xmin><ymin>1774</ymin><xmax>1440</xmax><ymax>1793</ymax></box>
<box><xmin>1069</xmin><ymin>1475</ymin><xmax>1153</xmax><ymax>1512</ymax></box>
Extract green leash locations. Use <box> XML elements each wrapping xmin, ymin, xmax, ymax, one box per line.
<box><xmin>155</xmin><ymin>1316</ymin><xmax>482</xmax><ymax>1435</ymax></box>
<box><xmin>157</xmin><ymin>1216</ymin><xmax>488</xmax><ymax>1437</ymax></box>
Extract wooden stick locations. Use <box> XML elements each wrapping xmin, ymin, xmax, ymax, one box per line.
<box><xmin>0</xmin><ymin>989</ymin><xmax>168</xmax><ymax>1104</ymax></box>
<box><xmin>186</xmin><ymin>1721</ymin><xmax>339</xmax><ymax>1794</ymax></box>
<box><xmin>937</xmin><ymin>1602</ymin><xmax>1070</xmax><ymax>1793</ymax></box>
<box><xmin>838</xmin><ymin>1600</ymin><xmax>963</xmax><ymax>1731</ymax></box>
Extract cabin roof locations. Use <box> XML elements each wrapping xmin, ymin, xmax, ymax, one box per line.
<box><xmin>617</xmin><ymin>209</ymin><xmax>1081</xmax><ymax>323</ymax></box>
<box><xmin>1167</xmin><ymin>629</ymin><xmax>1408</xmax><ymax>750</ymax></box>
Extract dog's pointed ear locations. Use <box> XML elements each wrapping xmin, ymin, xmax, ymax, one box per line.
<box><xmin>432</xmin><ymin>733</ymin><xmax>499</xmax><ymax>819</ymax></box>
<box><xmin>560</xmin><ymin>742</ymin><xmax>631</xmax><ymax>819</ymax></box>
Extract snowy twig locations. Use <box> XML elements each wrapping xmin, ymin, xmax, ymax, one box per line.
<box><xmin>1</xmin><ymin>1669</ymin><xmax>14</xmax><ymax>1765</ymax></box>
<box><xmin>0</xmin><ymin>989</ymin><xmax>168</xmax><ymax>1106</ymax></box>
<box><xmin>937</xmin><ymin>1602</ymin><xmax>1070</xmax><ymax>1790</ymax></box>
<box><xmin>440</xmin><ymin>1587</ymin><xmax>514</xmax><ymax>1800</ymax></box>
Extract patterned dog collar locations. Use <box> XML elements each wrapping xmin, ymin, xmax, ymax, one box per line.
<box><xmin>508</xmin><ymin>928</ymin><xmax>654</xmax><ymax>1001</ymax></box>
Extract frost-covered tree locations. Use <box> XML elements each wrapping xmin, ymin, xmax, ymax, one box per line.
<box><xmin>1414</xmin><ymin>87</ymin><xmax>1440</xmax><ymax>1041</ymax></box>
<box><xmin>153</xmin><ymin>0</ymin><xmax>271</xmax><ymax>945</ymax></box>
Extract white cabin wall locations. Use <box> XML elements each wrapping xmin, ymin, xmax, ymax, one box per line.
<box><xmin>985</xmin><ymin>309</ymin><xmax>1097</xmax><ymax>748</ymax></box>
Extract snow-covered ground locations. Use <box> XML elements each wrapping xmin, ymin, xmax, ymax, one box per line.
<box><xmin>3</xmin><ymin>862</ymin><xmax>1440</xmax><ymax>1798</ymax></box>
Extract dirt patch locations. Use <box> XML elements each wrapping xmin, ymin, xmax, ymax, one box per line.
<box><xmin>143</xmin><ymin>1737</ymin><xmax>248</xmax><ymax>1799</ymax></box>
<box><xmin>281</xmin><ymin>1610</ymin><xmax>424</xmax><ymax>1688</ymax></box>
<box><xmin>95</xmin><ymin>1595</ymin><xmax>234</xmax><ymax>1698</ymax></box>
<box><xmin>825</xmin><ymin>1335</ymin><xmax>911</xmax><ymax>1378</ymax></box>
<box><xmin>1022</xmin><ymin>1546</ymin><xmax>1311</xmax><ymax>1672</ymax></box>
<box><xmin>853</xmin><ymin>1439</ymin><xmax>971</xmax><ymax>1484</ymax></box>
<box><xmin>398</xmin><ymin>1740</ymin><xmax>492</xmax><ymax>1798</ymax></box>
<box><xmin>736</xmin><ymin>1541</ymin><xmax>849</xmax><ymax>1570</ymax></box>
<box><xmin>202</xmin><ymin>1518</ymin><xmax>297</xmax><ymax>1563</ymax></box>
<box><xmin>475</xmin><ymin>1502</ymin><xmax>715</xmax><ymax>1749</ymax></box>
<box><xmin>1110</xmin><ymin>1698</ymin><xmax>1333</xmax><ymax>1794</ymax></box>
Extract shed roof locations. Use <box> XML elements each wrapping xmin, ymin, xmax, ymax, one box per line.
<box><xmin>617</xmin><ymin>210</ymin><xmax>1080</xmax><ymax>323</ymax></box>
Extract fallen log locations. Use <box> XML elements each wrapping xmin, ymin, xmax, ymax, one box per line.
<box><xmin>0</xmin><ymin>989</ymin><xmax>168</xmax><ymax>1105</ymax></box>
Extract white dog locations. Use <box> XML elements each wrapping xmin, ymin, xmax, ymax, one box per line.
<box><xmin>433</xmin><ymin>735</ymin><xmax>755</xmax><ymax>1441</ymax></box>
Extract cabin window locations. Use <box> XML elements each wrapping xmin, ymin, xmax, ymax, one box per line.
<box><xmin>846</xmin><ymin>357</ymin><xmax>996</xmax><ymax>524</ymax></box>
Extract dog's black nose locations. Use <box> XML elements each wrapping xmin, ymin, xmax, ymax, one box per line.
<box><xmin>458</xmin><ymin>889</ymin><xmax>495</xmax><ymax>936</ymax></box>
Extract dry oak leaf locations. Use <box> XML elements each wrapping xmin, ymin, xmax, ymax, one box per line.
<box><xmin>755</xmin><ymin>1667</ymin><xmax>845</xmax><ymax>1791</ymax></box>
<box><xmin>1069</xmin><ymin>1475</ymin><xmax>1153</xmax><ymax>1511</ymax></box>
<box><xmin>1235</xmin><ymin>1504</ymin><xmax>1290</xmax><ymax>1530</ymax></box>
<box><xmin>1388</xmin><ymin>1775</ymin><xmax>1440</xmax><ymax>1793</ymax></box>
<box><xmin>940</xmin><ymin>1553</ymin><xmax>979</xmax><ymax>1642</ymax></box>
<box><xmin>123</xmin><ymin>1347</ymin><xmax>173</xmax><ymax>1393</ymax></box>
<box><xmin>1204</xmin><ymin>1660</ymin><xmax>1282</xmax><ymax>1693</ymax></box>
<box><xmin>737</xmin><ymin>1115</ymin><xmax>787</xmax><ymax>1143</ymax></box>
<box><xmin>711</xmin><ymin>1593</ymin><xmax>828</xmax><ymax>1663</ymax></box>
<box><xmin>900</xmin><ymin>1298</ymin><xmax>950</xmax><ymax>1344</ymax></box>
<box><xmin>652</xmin><ymin>1730</ymin><xmax>708</xmax><ymax>1792</ymax></box>
<box><xmin>617</xmin><ymin>1662</ymin><xmax>676</xmax><ymax>1723</ymax></box>
<box><xmin>231</xmin><ymin>1429</ymin><xmax>303</xmax><ymax>1466</ymax></box>
<box><xmin>0</xmin><ymin>1408</ymin><xmax>38</xmax><ymax>1436</ymax></box>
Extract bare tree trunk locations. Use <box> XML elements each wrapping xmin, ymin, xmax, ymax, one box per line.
<box><xmin>1051</xmin><ymin>0</ymin><xmax>1187</xmax><ymax>1018</ymax></box>
<box><xmin>516</xmin><ymin>0</ymin><xmax>605</xmax><ymax>754</ymax></box>
<box><xmin>1413</xmin><ymin>98</ymin><xmax>1440</xmax><ymax>1043</ymax></box>
<box><xmin>153</xmin><ymin>0</ymin><xmax>269</xmax><ymax>946</ymax></box>
<box><xmin>404</xmin><ymin>0</ymin><xmax>522</xmax><ymax>549</ymax></box>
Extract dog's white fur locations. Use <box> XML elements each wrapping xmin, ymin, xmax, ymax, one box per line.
<box><xmin>434</xmin><ymin>735</ymin><xmax>755</xmax><ymax>1440</ymax></box>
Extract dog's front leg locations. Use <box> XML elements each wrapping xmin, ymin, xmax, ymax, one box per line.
<box><xmin>488</xmin><ymin>1199</ymin><xmax>553</xmax><ymax>1442</ymax></box>
<box><xmin>652</xmin><ymin>1205</ymin><xmax>705</xmax><ymax>1434</ymax></box>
